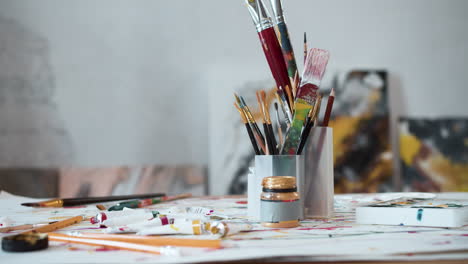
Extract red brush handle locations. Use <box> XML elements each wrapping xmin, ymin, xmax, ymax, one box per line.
<box><xmin>258</xmin><ymin>27</ymin><xmax>291</xmax><ymax>93</ymax></box>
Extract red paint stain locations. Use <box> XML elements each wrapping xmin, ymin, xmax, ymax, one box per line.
<box><xmin>461</xmin><ymin>234</ymin><xmax>468</xmax><ymax>236</ymax></box>
<box><xmin>408</xmin><ymin>231</ymin><xmax>418</xmax><ymax>233</ymax></box>
<box><xmin>236</xmin><ymin>201</ymin><xmax>248</xmax><ymax>204</ymax></box>
<box><xmin>297</xmin><ymin>226</ymin><xmax>352</xmax><ymax>231</ymax></box>
<box><xmin>95</xmin><ymin>247</ymin><xmax>120</xmax><ymax>252</ymax></box>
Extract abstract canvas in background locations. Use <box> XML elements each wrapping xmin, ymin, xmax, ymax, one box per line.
<box><xmin>327</xmin><ymin>70</ymin><xmax>393</xmax><ymax>193</ymax></box>
<box><xmin>399</xmin><ymin>118</ymin><xmax>468</xmax><ymax>192</ymax></box>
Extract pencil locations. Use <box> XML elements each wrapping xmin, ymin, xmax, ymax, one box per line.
<box><xmin>321</xmin><ymin>88</ymin><xmax>335</xmax><ymax>127</ymax></box>
<box><xmin>235</xmin><ymin>103</ymin><xmax>261</xmax><ymax>155</ymax></box>
<box><xmin>48</xmin><ymin>232</ymin><xmax>222</xmax><ymax>249</ymax></box>
<box><xmin>27</xmin><ymin>216</ymin><xmax>84</xmax><ymax>233</ymax></box>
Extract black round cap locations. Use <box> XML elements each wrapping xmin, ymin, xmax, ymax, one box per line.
<box><xmin>2</xmin><ymin>233</ymin><xmax>49</xmax><ymax>252</ymax></box>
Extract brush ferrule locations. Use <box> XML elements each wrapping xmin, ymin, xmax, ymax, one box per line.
<box><xmin>270</xmin><ymin>0</ymin><xmax>284</xmax><ymax>23</ymax></box>
<box><xmin>246</xmin><ymin>0</ymin><xmax>273</xmax><ymax>32</ymax></box>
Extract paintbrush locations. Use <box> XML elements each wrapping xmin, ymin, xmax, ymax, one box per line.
<box><xmin>297</xmin><ymin>94</ymin><xmax>322</xmax><ymax>155</ymax></box>
<box><xmin>21</xmin><ymin>193</ymin><xmax>166</xmax><ymax>207</ymax></box>
<box><xmin>270</xmin><ymin>0</ymin><xmax>299</xmax><ymax>98</ymax></box>
<box><xmin>274</xmin><ymin>102</ymin><xmax>284</xmax><ymax>148</ymax></box>
<box><xmin>261</xmin><ymin>90</ymin><xmax>278</xmax><ymax>154</ymax></box>
<box><xmin>236</xmin><ymin>94</ymin><xmax>267</xmax><ymax>154</ymax></box>
<box><xmin>235</xmin><ymin>94</ymin><xmax>265</xmax><ymax>145</ymax></box>
<box><xmin>107</xmin><ymin>193</ymin><xmax>192</xmax><ymax>211</ymax></box>
<box><xmin>321</xmin><ymin>88</ymin><xmax>335</xmax><ymax>126</ymax></box>
<box><xmin>303</xmin><ymin>32</ymin><xmax>308</xmax><ymax>64</ymax></box>
<box><xmin>275</xmin><ymin>90</ymin><xmax>292</xmax><ymax>125</ymax></box>
<box><xmin>235</xmin><ymin>102</ymin><xmax>261</xmax><ymax>155</ymax></box>
<box><xmin>256</xmin><ymin>91</ymin><xmax>274</xmax><ymax>155</ymax></box>
<box><xmin>245</xmin><ymin>0</ymin><xmax>293</xmax><ymax>111</ymax></box>
<box><xmin>281</xmin><ymin>48</ymin><xmax>330</xmax><ymax>154</ymax></box>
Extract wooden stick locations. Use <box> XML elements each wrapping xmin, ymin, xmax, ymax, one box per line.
<box><xmin>49</xmin><ymin>232</ymin><xmax>222</xmax><ymax>249</ymax></box>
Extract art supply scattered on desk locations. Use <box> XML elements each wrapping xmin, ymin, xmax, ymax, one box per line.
<box><xmin>209</xmin><ymin>221</ymin><xmax>253</xmax><ymax>237</ymax></box>
<box><xmin>2</xmin><ymin>215</ymin><xmax>84</xmax><ymax>252</ymax></box>
<box><xmin>356</xmin><ymin>198</ymin><xmax>468</xmax><ymax>228</ymax></box>
<box><xmin>237</xmin><ymin>0</ymin><xmax>333</xmax><ymax>156</ymax></box>
<box><xmin>137</xmin><ymin>219</ymin><xmax>207</xmax><ymax>236</ymax></box>
<box><xmin>260</xmin><ymin>176</ymin><xmax>300</xmax><ymax>228</ymax></box>
<box><xmin>48</xmin><ymin>233</ymin><xmax>181</xmax><ymax>256</ymax></box>
<box><xmin>21</xmin><ymin>193</ymin><xmax>166</xmax><ymax>207</ymax></box>
<box><xmin>105</xmin><ymin>216</ymin><xmax>172</xmax><ymax>234</ymax></box>
<box><xmin>106</xmin><ymin>193</ymin><xmax>192</xmax><ymax>211</ymax></box>
<box><xmin>101</xmin><ymin>211</ymin><xmax>160</xmax><ymax>227</ymax></box>
<box><xmin>0</xmin><ymin>221</ymin><xmax>57</xmax><ymax>233</ymax></box>
<box><xmin>49</xmin><ymin>232</ymin><xmax>222</xmax><ymax>249</ymax></box>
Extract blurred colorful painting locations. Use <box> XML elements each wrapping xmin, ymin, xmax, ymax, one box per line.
<box><xmin>400</xmin><ymin>118</ymin><xmax>468</xmax><ymax>192</ymax></box>
<box><xmin>329</xmin><ymin>70</ymin><xmax>393</xmax><ymax>193</ymax></box>
<box><xmin>0</xmin><ymin>166</ymin><xmax>207</xmax><ymax>198</ymax></box>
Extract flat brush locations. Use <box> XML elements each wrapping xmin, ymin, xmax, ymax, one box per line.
<box><xmin>21</xmin><ymin>193</ymin><xmax>166</xmax><ymax>207</ymax></box>
<box><xmin>245</xmin><ymin>0</ymin><xmax>293</xmax><ymax>111</ymax></box>
<box><xmin>270</xmin><ymin>0</ymin><xmax>299</xmax><ymax>97</ymax></box>
<box><xmin>256</xmin><ymin>91</ymin><xmax>274</xmax><ymax>155</ymax></box>
<box><xmin>261</xmin><ymin>90</ymin><xmax>278</xmax><ymax>154</ymax></box>
<box><xmin>282</xmin><ymin>48</ymin><xmax>330</xmax><ymax>154</ymax></box>
<box><xmin>235</xmin><ymin>103</ymin><xmax>261</xmax><ymax>155</ymax></box>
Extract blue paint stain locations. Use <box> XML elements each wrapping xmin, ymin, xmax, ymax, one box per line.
<box><xmin>417</xmin><ymin>208</ymin><xmax>423</xmax><ymax>221</ymax></box>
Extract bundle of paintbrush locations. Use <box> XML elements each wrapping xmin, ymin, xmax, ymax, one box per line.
<box><xmin>238</xmin><ymin>0</ymin><xmax>335</xmax><ymax>155</ymax></box>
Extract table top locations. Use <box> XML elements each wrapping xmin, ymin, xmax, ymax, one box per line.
<box><xmin>0</xmin><ymin>191</ymin><xmax>467</xmax><ymax>263</ymax></box>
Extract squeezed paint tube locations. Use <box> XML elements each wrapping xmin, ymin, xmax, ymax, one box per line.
<box><xmin>137</xmin><ymin>220</ymin><xmax>208</xmax><ymax>236</ymax></box>
<box><xmin>159</xmin><ymin>206</ymin><xmax>214</xmax><ymax>216</ymax></box>
<box><xmin>105</xmin><ymin>216</ymin><xmax>172</xmax><ymax>234</ymax></box>
<box><xmin>101</xmin><ymin>211</ymin><xmax>159</xmax><ymax>227</ymax></box>
<box><xmin>209</xmin><ymin>222</ymin><xmax>253</xmax><ymax>237</ymax></box>
<box><xmin>90</xmin><ymin>208</ymin><xmax>156</xmax><ymax>224</ymax></box>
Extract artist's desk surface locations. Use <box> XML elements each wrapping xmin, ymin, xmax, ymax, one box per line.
<box><xmin>0</xmin><ymin>191</ymin><xmax>467</xmax><ymax>264</ymax></box>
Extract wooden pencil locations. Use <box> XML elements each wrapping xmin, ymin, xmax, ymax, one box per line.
<box><xmin>321</xmin><ymin>88</ymin><xmax>335</xmax><ymax>127</ymax></box>
<box><xmin>48</xmin><ymin>232</ymin><xmax>222</xmax><ymax>249</ymax></box>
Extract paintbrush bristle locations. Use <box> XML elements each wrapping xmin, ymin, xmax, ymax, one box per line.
<box><xmin>301</xmin><ymin>48</ymin><xmax>330</xmax><ymax>87</ymax></box>
<box><xmin>21</xmin><ymin>202</ymin><xmax>40</xmax><ymax>207</ymax></box>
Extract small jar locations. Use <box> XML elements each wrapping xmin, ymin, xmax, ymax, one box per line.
<box><xmin>260</xmin><ymin>176</ymin><xmax>300</xmax><ymax>228</ymax></box>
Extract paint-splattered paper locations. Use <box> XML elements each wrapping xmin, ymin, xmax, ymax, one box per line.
<box><xmin>356</xmin><ymin>197</ymin><xmax>468</xmax><ymax>227</ymax></box>
<box><xmin>1</xmin><ymin>191</ymin><xmax>467</xmax><ymax>263</ymax></box>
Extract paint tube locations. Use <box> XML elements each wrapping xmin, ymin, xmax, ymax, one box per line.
<box><xmin>90</xmin><ymin>208</ymin><xmax>159</xmax><ymax>225</ymax></box>
<box><xmin>159</xmin><ymin>206</ymin><xmax>214</xmax><ymax>216</ymax></box>
<box><xmin>101</xmin><ymin>211</ymin><xmax>159</xmax><ymax>227</ymax></box>
<box><xmin>0</xmin><ymin>216</ymin><xmax>13</xmax><ymax>227</ymax></box>
<box><xmin>209</xmin><ymin>222</ymin><xmax>253</xmax><ymax>237</ymax></box>
<box><xmin>136</xmin><ymin>219</ymin><xmax>208</xmax><ymax>236</ymax></box>
<box><xmin>105</xmin><ymin>216</ymin><xmax>172</xmax><ymax>234</ymax></box>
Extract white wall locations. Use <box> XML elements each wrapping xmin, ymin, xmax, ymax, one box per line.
<box><xmin>1</xmin><ymin>0</ymin><xmax>467</xmax><ymax>192</ymax></box>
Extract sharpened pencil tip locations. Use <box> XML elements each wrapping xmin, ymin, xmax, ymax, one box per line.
<box><xmin>304</xmin><ymin>32</ymin><xmax>307</xmax><ymax>42</ymax></box>
<box><xmin>331</xmin><ymin>87</ymin><xmax>335</xmax><ymax>97</ymax></box>
<box><xmin>274</xmin><ymin>102</ymin><xmax>278</xmax><ymax>110</ymax></box>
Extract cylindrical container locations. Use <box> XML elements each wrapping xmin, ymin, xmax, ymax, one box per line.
<box><xmin>260</xmin><ymin>176</ymin><xmax>300</xmax><ymax>228</ymax></box>
<box><xmin>249</xmin><ymin>155</ymin><xmax>304</xmax><ymax>220</ymax></box>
